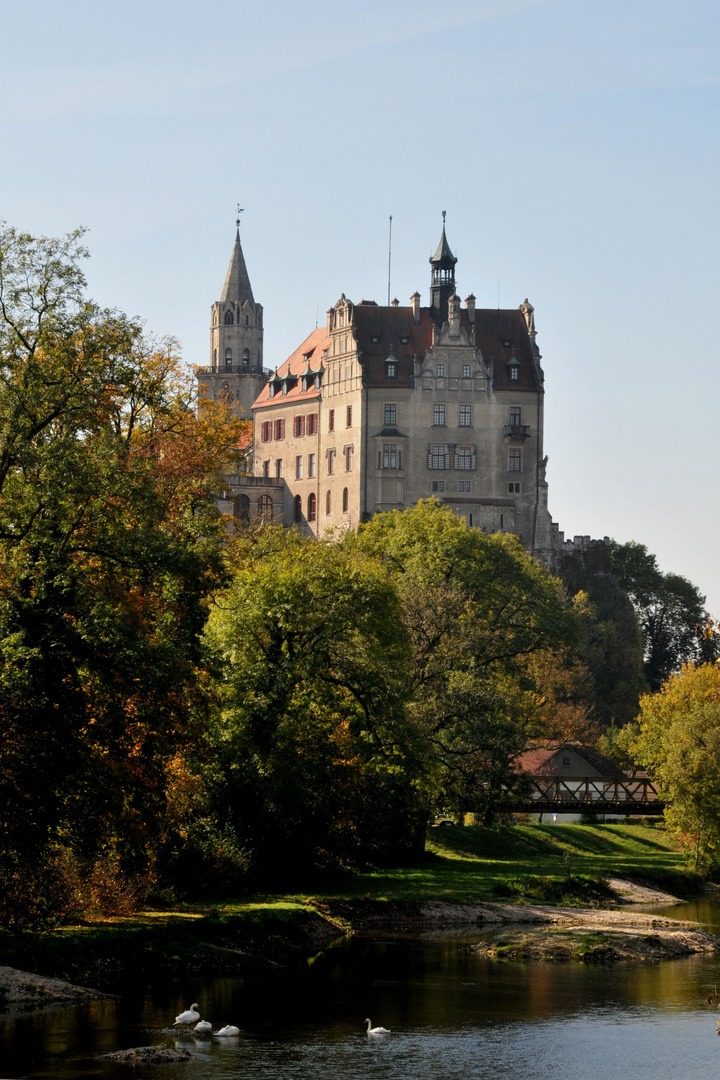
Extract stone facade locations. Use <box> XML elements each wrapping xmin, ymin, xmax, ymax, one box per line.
<box><xmin>196</xmin><ymin>229</ymin><xmax>268</xmax><ymax>420</ymax></box>
<box><xmin>248</xmin><ymin>223</ymin><xmax>557</xmax><ymax>562</ymax></box>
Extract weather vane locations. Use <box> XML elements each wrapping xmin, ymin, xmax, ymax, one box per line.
<box><xmin>236</xmin><ymin>204</ymin><xmax>244</xmax><ymax>230</ymax></box>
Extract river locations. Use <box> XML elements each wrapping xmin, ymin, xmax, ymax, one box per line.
<box><xmin>3</xmin><ymin>901</ymin><xmax>720</xmax><ymax>1079</ymax></box>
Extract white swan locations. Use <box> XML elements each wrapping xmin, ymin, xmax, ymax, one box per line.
<box><xmin>214</xmin><ymin>1025</ymin><xmax>241</xmax><ymax>1037</ymax></box>
<box><xmin>365</xmin><ymin>1018</ymin><xmax>390</xmax><ymax>1035</ymax></box>
<box><xmin>194</xmin><ymin>1020</ymin><xmax>213</xmax><ymax>1034</ymax></box>
<box><xmin>174</xmin><ymin>1004</ymin><xmax>200</xmax><ymax>1026</ymax></box>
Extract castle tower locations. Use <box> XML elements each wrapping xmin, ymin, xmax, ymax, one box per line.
<box><xmin>429</xmin><ymin>211</ymin><xmax>457</xmax><ymax>324</ymax></box>
<box><xmin>197</xmin><ymin>223</ymin><xmax>265</xmax><ymax>418</ymax></box>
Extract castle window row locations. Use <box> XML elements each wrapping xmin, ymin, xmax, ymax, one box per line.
<box><xmin>292</xmin><ymin>488</ymin><xmax>351</xmax><ymax>524</ymax></box>
<box><xmin>427</xmin><ymin>445</ymin><xmax>477</xmax><ymax>471</ymax></box>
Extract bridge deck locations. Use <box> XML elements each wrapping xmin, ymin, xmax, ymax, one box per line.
<box><xmin>513</xmin><ymin>775</ymin><xmax>664</xmax><ymax>815</ymax></box>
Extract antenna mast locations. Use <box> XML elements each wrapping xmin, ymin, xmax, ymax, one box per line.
<box><xmin>387</xmin><ymin>215</ymin><xmax>393</xmax><ymax>306</ymax></box>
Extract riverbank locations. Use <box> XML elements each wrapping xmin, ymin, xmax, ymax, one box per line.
<box><xmin>0</xmin><ymin>823</ymin><xmax>704</xmax><ymax>1010</ymax></box>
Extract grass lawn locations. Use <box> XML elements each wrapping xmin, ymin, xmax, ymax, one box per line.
<box><xmin>218</xmin><ymin>822</ymin><xmax>689</xmax><ymax>912</ymax></box>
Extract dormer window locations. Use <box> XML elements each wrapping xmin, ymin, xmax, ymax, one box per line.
<box><xmin>506</xmin><ymin>351</ymin><xmax>521</xmax><ymax>383</ymax></box>
<box><xmin>399</xmin><ymin>336</ymin><xmax>409</xmax><ymax>345</ymax></box>
<box><xmin>370</xmin><ymin>335</ymin><xmax>380</xmax><ymax>344</ymax></box>
<box><xmin>386</xmin><ymin>362</ymin><xmax>397</xmax><ymax>379</ymax></box>
<box><xmin>502</xmin><ymin>340</ymin><xmax>511</xmax><ymax>348</ymax></box>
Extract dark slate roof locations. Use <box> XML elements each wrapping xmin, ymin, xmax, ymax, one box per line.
<box><xmin>430</xmin><ymin>226</ymin><xmax>457</xmax><ymax>266</ymax></box>
<box><xmin>353</xmin><ymin>304</ymin><xmax>541</xmax><ymax>392</ymax></box>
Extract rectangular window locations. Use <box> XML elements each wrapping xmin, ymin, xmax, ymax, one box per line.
<box><xmin>508</xmin><ymin>449</ymin><xmax>522</xmax><ymax>472</ymax></box>
<box><xmin>384</xmin><ymin>403</ymin><xmax>397</xmax><ymax>425</ymax></box>
<box><xmin>293</xmin><ymin>415</ymin><xmax>306</xmax><ymax>438</ymax></box>
<box><xmin>509</xmin><ymin>406</ymin><xmax>521</xmax><ymax>427</ymax></box>
<box><xmin>261</xmin><ymin>421</ymin><xmax>272</xmax><ymax>442</ymax></box>
<box><xmin>432</xmin><ymin>404</ymin><xmax>446</xmax><ymax>426</ymax></box>
<box><xmin>275</xmin><ymin>458</ymin><xmax>283</xmax><ymax>479</ymax></box>
<box><xmin>386</xmin><ymin>362</ymin><xmax>396</xmax><ymax>378</ymax></box>
<box><xmin>458</xmin><ymin>481</ymin><xmax>471</xmax><ymax>492</ymax></box>
<box><xmin>308</xmin><ymin>453</ymin><xmax>316</xmax><ymax>478</ymax></box>
<box><xmin>328</xmin><ymin>408</ymin><xmax>335</xmax><ymax>432</ymax></box>
<box><xmin>436</xmin><ymin>364</ymin><xmax>445</xmax><ymax>377</ymax></box>
<box><xmin>509</xmin><ymin>367</ymin><xmax>519</xmax><ymax>381</ymax></box>
<box><xmin>459</xmin><ymin>405</ymin><xmax>472</xmax><ymax>427</ymax></box>
<box><xmin>508</xmin><ymin>481</ymin><xmax>521</xmax><ymax>493</ymax></box>
<box><xmin>455</xmin><ymin>445</ymin><xmax>474</xmax><ymax>470</ymax></box>
<box><xmin>295</xmin><ymin>455</ymin><xmax>303</xmax><ymax>479</ymax></box>
<box><xmin>308</xmin><ymin>413</ymin><xmax>318</xmax><ymax>436</ymax></box>
<box><xmin>346</xmin><ymin>405</ymin><xmax>352</xmax><ymax>427</ymax></box>
<box><xmin>428</xmin><ymin>445</ymin><xmax>447</xmax><ymax>470</ymax></box>
<box><xmin>344</xmin><ymin>445</ymin><xmax>353</xmax><ymax>472</ymax></box>
<box><xmin>462</xmin><ymin>364</ymin><xmax>471</xmax><ymax>378</ymax></box>
<box><xmin>262</xmin><ymin>459</ymin><xmax>270</xmax><ymax>478</ymax></box>
<box><xmin>327</xmin><ymin>449</ymin><xmax>336</xmax><ymax>475</ymax></box>
<box><xmin>382</xmin><ymin>444</ymin><xmax>397</xmax><ymax>469</ymax></box>
<box><xmin>431</xmin><ymin>480</ymin><xmax>445</xmax><ymax>492</ymax></box>
<box><xmin>274</xmin><ymin>418</ymin><xmax>285</xmax><ymax>440</ymax></box>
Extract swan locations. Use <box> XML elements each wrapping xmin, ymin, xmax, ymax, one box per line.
<box><xmin>174</xmin><ymin>1004</ymin><xmax>200</xmax><ymax>1026</ymax></box>
<box><xmin>214</xmin><ymin>1025</ymin><xmax>241</xmax><ymax>1037</ymax></box>
<box><xmin>194</xmin><ymin>1020</ymin><xmax>213</xmax><ymax>1034</ymax></box>
<box><xmin>365</xmin><ymin>1018</ymin><xmax>390</xmax><ymax>1035</ymax></box>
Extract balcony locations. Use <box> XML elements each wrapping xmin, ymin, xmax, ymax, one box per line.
<box><xmin>504</xmin><ymin>424</ymin><xmax>530</xmax><ymax>442</ymax></box>
<box><xmin>196</xmin><ymin>365</ymin><xmax>272</xmax><ymax>378</ymax></box>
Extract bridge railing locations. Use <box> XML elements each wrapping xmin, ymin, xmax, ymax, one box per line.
<box><xmin>519</xmin><ymin>775</ymin><xmax>664</xmax><ymax>815</ymax></box>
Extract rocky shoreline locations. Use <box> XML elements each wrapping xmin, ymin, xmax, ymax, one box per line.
<box><xmin>0</xmin><ymin>880</ymin><xmax>714</xmax><ymax>1014</ymax></box>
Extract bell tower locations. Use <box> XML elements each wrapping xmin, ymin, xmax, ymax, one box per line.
<box><xmin>429</xmin><ymin>210</ymin><xmax>457</xmax><ymax>324</ymax></box>
<box><xmin>198</xmin><ymin>213</ymin><xmax>265</xmax><ymax>418</ymax></box>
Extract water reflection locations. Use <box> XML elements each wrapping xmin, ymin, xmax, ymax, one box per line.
<box><xmin>3</xmin><ymin>904</ymin><xmax>720</xmax><ymax>1079</ymax></box>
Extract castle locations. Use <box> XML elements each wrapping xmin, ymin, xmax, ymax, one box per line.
<box><xmin>198</xmin><ymin>220</ymin><xmax>563</xmax><ymax>563</ymax></box>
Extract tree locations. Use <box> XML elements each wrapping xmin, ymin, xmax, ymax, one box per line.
<box><xmin>0</xmin><ymin>222</ymin><xmax>245</xmax><ymax>914</ymax></box>
<box><xmin>203</xmin><ymin>528</ymin><xmax>421</xmax><ymax>872</ymax></box>
<box><xmin>350</xmin><ymin>500</ymin><xmax>580</xmax><ymax>825</ymax></box>
<box><xmin>631</xmin><ymin>664</ymin><xmax>720</xmax><ymax>869</ymax></box>
<box><xmin>556</xmin><ymin>539</ymin><xmax>716</xmax><ymax>724</ymax></box>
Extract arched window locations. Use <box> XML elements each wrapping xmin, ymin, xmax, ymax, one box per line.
<box><xmin>225</xmin><ymin>347</ymin><xmax>232</xmax><ymax>368</ymax></box>
<box><xmin>224</xmin><ymin>310</ymin><xmax>234</xmax><ymax>325</ymax></box>
<box><xmin>325</xmin><ymin>490</ymin><xmax>331</xmax><ymax>516</ymax></box>
<box><xmin>307</xmin><ymin>492</ymin><xmax>316</xmax><ymax>523</ymax></box>
<box><xmin>213</xmin><ymin>348</ymin><xmax>217</xmax><ymax>368</ymax></box>
<box><xmin>342</xmin><ymin>487</ymin><xmax>348</xmax><ymax>513</ymax></box>
<box><xmin>293</xmin><ymin>494</ymin><xmax>302</xmax><ymax>524</ymax></box>
<box><xmin>234</xmin><ymin>493</ymin><xmax>250</xmax><ymax>524</ymax></box>
<box><xmin>257</xmin><ymin>494</ymin><xmax>273</xmax><ymax>521</ymax></box>
<box><xmin>242</xmin><ymin>348</ymin><xmax>250</xmax><ymax>365</ymax></box>
<box><xmin>245</xmin><ymin>315</ymin><xmax>249</xmax><ymax>325</ymax></box>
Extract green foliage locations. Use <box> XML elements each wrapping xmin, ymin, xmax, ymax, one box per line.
<box><xmin>351</xmin><ymin>500</ymin><xmax>579</xmax><ymax>824</ymax></box>
<box><xmin>631</xmin><ymin>663</ymin><xmax>720</xmax><ymax>869</ymax></box>
<box><xmin>203</xmin><ymin>528</ymin><xmax>422</xmax><ymax>874</ymax></box>
<box><xmin>0</xmin><ymin>222</ymin><xmax>245</xmax><ymax>923</ymax></box>
<box><xmin>558</xmin><ymin>540</ymin><xmax>716</xmax><ymax>728</ymax></box>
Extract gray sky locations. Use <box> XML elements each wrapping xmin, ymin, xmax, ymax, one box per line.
<box><xmin>2</xmin><ymin>0</ymin><xmax>719</xmax><ymax>612</ymax></box>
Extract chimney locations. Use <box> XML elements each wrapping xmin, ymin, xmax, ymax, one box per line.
<box><xmin>410</xmin><ymin>291</ymin><xmax>420</xmax><ymax>323</ymax></box>
<box><xmin>465</xmin><ymin>293</ymin><xmax>476</xmax><ymax>324</ymax></box>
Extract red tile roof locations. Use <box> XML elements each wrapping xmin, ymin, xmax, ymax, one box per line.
<box><xmin>253</xmin><ymin>326</ymin><xmax>330</xmax><ymax>411</ymax></box>
<box><xmin>515</xmin><ymin>742</ymin><xmax>625</xmax><ymax>777</ymax></box>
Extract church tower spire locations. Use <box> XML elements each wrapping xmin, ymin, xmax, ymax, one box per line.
<box><xmin>198</xmin><ymin>213</ymin><xmax>265</xmax><ymax>419</ymax></box>
<box><xmin>429</xmin><ymin>211</ymin><xmax>457</xmax><ymax>323</ymax></box>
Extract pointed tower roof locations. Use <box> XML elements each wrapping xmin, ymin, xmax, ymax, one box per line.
<box><xmin>430</xmin><ymin>213</ymin><xmax>457</xmax><ymax>268</ymax></box>
<box><xmin>220</xmin><ymin>228</ymin><xmax>255</xmax><ymax>305</ymax></box>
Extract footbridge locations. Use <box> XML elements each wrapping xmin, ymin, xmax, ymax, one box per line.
<box><xmin>516</xmin><ymin>774</ymin><xmax>664</xmax><ymax>815</ymax></box>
